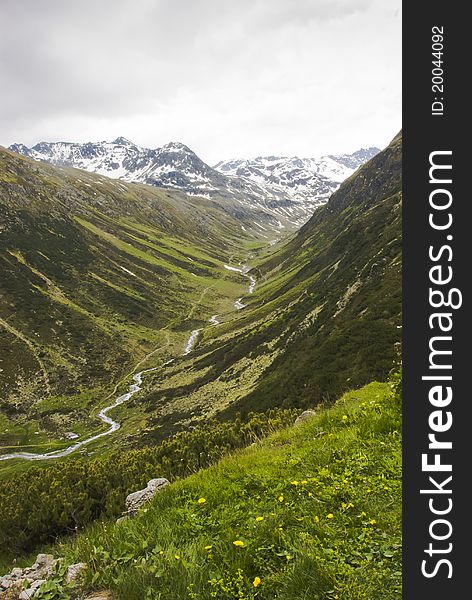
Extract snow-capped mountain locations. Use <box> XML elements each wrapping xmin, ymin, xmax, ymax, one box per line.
<box><xmin>9</xmin><ymin>138</ymin><xmax>220</xmax><ymax>194</ymax></box>
<box><xmin>214</xmin><ymin>148</ymin><xmax>379</xmax><ymax>206</ymax></box>
<box><xmin>9</xmin><ymin>138</ymin><xmax>378</xmax><ymax>231</ymax></box>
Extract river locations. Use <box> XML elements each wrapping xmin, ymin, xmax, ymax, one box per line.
<box><xmin>0</xmin><ymin>264</ymin><xmax>256</xmax><ymax>462</ymax></box>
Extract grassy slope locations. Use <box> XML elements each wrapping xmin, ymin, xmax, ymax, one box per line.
<box><xmin>0</xmin><ymin>148</ymin><xmax>264</xmax><ymax>455</ymax></box>
<box><xmin>129</xmin><ymin>135</ymin><xmax>402</xmax><ymax>438</ymax></box>
<box><xmin>50</xmin><ymin>379</ymin><xmax>401</xmax><ymax>600</ymax></box>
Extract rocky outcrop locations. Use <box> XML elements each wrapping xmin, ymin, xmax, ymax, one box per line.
<box><xmin>124</xmin><ymin>478</ymin><xmax>170</xmax><ymax>515</ymax></box>
<box><xmin>65</xmin><ymin>562</ymin><xmax>87</xmax><ymax>585</ymax></box>
<box><xmin>0</xmin><ymin>554</ymin><xmax>56</xmax><ymax>598</ymax></box>
<box><xmin>0</xmin><ymin>556</ymin><xmax>87</xmax><ymax>599</ymax></box>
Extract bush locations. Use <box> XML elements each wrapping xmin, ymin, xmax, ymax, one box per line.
<box><xmin>0</xmin><ymin>408</ymin><xmax>298</xmax><ymax>558</ymax></box>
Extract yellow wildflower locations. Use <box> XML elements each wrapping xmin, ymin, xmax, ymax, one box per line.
<box><xmin>233</xmin><ymin>540</ymin><xmax>245</xmax><ymax>547</ymax></box>
<box><xmin>256</xmin><ymin>516</ymin><xmax>264</xmax><ymax>522</ymax></box>
<box><xmin>301</xmin><ymin>480</ymin><xmax>308</xmax><ymax>485</ymax></box>
<box><xmin>314</xmin><ymin>515</ymin><xmax>320</xmax><ymax>523</ymax></box>
<box><xmin>197</xmin><ymin>497</ymin><xmax>206</xmax><ymax>504</ymax></box>
<box><xmin>204</xmin><ymin>545</ymin><xmax>212</xmax><ymax>550</ymax></box>
<box><xmin>291</xmin><ymin>480</ymin><xmax>299</xmax><ymax>486</ymax></box>
<box><xmin>369</xmin><ymin>519</ymin><xmax>377</xmax><ymax>526</ymax></box>
<box><xmin>278</xmin><ymin>495</ymin><xmax>284</xmax><ymax>502</ymax></box>
<box><xmin>253</xmin><ymin>576</ymin><xmax>261</xmax><ymax>588</ymax></box>
<box><xmin>175</xmin><ymin>555</ymin><xmax>180</xmax><ymax>560</ymax></box>
<box><xmin>342</xmin><ymin>415</ymin><xmax>348</xmax><ymax>422</ymax></box>
<box><xmin>327</xmin><ymin>513</ymin><xmax>334</xmax><ymax>519</ymax></box>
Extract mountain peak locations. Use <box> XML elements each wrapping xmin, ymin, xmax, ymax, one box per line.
<box><xmin>112</xmin><ymin>136</ymin><xmax>134</xmax><ymax>146</ymax></box>
<box><xmin>7</xmin><ymin>137</ymin><xmax>380</xmax><ymax>229</ymax></box>
<box><xmin>161</xmin><ymin>141</ymin><xmax>193</xmax><ymax>153</ymax></box>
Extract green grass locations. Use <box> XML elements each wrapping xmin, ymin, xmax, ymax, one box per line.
<box><xmin>40</xmin><ymin>378</ymin><xmax>401</xmax><ymax>600</ymax></box>
<box><xmin>119</xmin><ymin>134</ymin><xmax>402</xmax><ymax>438</ymax></box>
<box><xmin>0</xmin><ymin>145</ymin><xmax>265</xmax><ymax>457</ymax></box>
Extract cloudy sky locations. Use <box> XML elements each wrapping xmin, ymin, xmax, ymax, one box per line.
<box><xmin>0</xmin><ymin>0</ymin><xmax>401</xmax><ymax>164</ymax></box>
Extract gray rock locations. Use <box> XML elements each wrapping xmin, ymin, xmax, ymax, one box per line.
<box><xmin>65</xmin><ymin>562</ymin><xmax>87</xmax><ymax>584</ymax></box>
<box><xmin>1</xmin><ymin>577</ymin><xmax>12</xmax><ymax>589</ymax></box>
<box><xmin>1</xmin><ymin>554</ymin><xmax>60</xmax><ymax>598</ymax></box>
<box><xmin>35</xmin><ymin>554</ymin><xmax>54</xmax><ymax>567</ymax></box>
<box><xmin>125</xmin><ymin>478</ymin><xmax>170</xmax><ymax>514</ymax></box>
<box><xmin>295</xmin><ymin>410</ymin><xmax>317</xmax><ymax>425</ymax></box>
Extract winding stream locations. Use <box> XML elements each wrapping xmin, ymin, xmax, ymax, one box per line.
<box><xmin>0</xmin><ymin>264</ymin><xmax>256</xmax><ymax>462</ymax></box>
<box><xmin>0</xmin><ymin>369</ymin><xmax>156</xmax><ymax>462</ymax></box>
<box><xmin>224</xmin><ymin>264</ymin><xmax>256</xmax><ymax>309</ymax></box>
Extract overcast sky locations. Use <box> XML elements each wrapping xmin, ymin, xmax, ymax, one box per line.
<box><xmin>0</xmin><ymin>0</ymin><xmax>401</xmax><ymax>164</ymax></box>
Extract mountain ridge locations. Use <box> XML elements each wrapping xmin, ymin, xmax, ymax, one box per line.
<box><xmin>9</xmin><ymin>139</ymin><xmax>379</xmax><ymax>229</ymax></box>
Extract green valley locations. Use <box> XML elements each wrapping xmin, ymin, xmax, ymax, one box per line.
<box><xmin>122</xmin><ymin>132</ymin><xmax>402</xmax><ymax>440</ymax></box>
<box><xmin>0</xmin><ymin>133</ymin><xmax>402</xmax><ymax>599</ymax></box>
<box><xmin>0</xmin><ymin>148</ymin><xmax>267</xmax><ymax>458</ymax></box>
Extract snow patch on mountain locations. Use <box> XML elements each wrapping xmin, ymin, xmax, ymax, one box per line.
<box><xmin>214</xmin><ymin>148</ymin><xmax>379</xmax><ymax>205</ymax></box>
<box><xmin>9</xmin><ymin>139</ymin><xmax>378</xmax><ymax>230</ymax></box>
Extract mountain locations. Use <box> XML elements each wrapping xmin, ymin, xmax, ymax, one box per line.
<box><xmin>0</xmin><ymin>134</ymin><xmax>397</xmax><ymax>459</ymax></box>
<box><xmin>0</xmin><ymin>147</ymin><xmax>262</xmax><ymax>453</ymax></box>
<box><xmin>130</xmin><ymin>133</ymin><xmax>401</xmax><ymax>438</ymax></box>
<box><xmin>214</xmin><ymin>147</ymin><xmax>379</xmax><ymax>211</ymax></box>
<box><xmin>9</xmin><ymin>139</ymin><xmax>379</xmax><ymax>230</ymax></box>
<box><xmin>9</xmin><ymin>138</ymin><xmax>227</xmax><ymax>196</ymax></box>
<box><xmin>0</xmin><ymin>134</ymin><xmax>401</xmax><ymax>599</ymax></box>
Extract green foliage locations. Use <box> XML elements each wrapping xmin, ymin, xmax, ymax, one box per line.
<box><xmin>0</xmin><ymin>408</ymin><xmax>298</xmax><ymax>559</ymax></box>
<box><xmin>39</xmin><ymin>377</ymin><xmax>401</xmax><ymax>600</ymax></box>
<box><xmin>136</xmin><ymin>134</ymin><xmax>402</xmax><ymax>433</ymax></box>
<box><xmin>0</xmin><ymin>147</ymin><xmax>254</xmax><ymax>450</ymax></box>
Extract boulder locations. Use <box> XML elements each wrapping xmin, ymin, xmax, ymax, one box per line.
<box><xmin>0</xmin><ymin>553</ymin><xmax>59</xmax><ymax>598</ymax></box>
<box><xmin>30</xmin><ymin>579</ymin><xmax>46</xmax><ymax>590</ymax></box>
<box><xmin>294</xmin><ymin>410</ymin><xmax>317</xmax><ymax>425</ymax></box>
<box><xmin>35</xmin><ymin>554</ymin><xmax>54</xmax><ymax>568</ymax></box>
<box><xmin>1</xmin><ymin>576</ymin><xmax>13</xmax><ymax>589</ymax></box>
<box><xmin>125</xmin><ymin>478</ymin><xmax>170</xmax><ymax>514</ymax></box>
<box><xmin>19</xmin><ymin>579</ymin><xmax>46</xmax><ymax>598</ymax></box>
<box><xmin>65</xmin><ymin>562</ymin><xmax>87</xmax><ymax>584</ymax></box>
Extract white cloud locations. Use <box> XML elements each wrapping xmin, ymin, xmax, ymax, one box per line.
<box><xmin>0</xmin><ymin>0</ymin><xmax>401</xmax><ymax>164</ymax></box>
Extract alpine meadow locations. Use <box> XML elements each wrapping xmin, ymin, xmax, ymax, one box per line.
<box><xmin>0</xmin><ymin>129</ymin><xmax>402</xmax><ymax>599</ymax></box>
<box><xmin>0</xmin><ymin>4</ymin><xmax>403</xmax><ymax>598</ymax></box>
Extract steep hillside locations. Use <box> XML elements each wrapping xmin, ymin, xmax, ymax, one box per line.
<box><xmin>5</xmin><ymin>378</ymin><xmax>401</xmax><ymax>599</ymax></box>
<box><xmin>127</xmin><ymin>134</ymin><xmax>401</xmax><ymax>436</ymax></box>
<box><xmin>0</xmin><ymin>148</ymin><xmax>263</xmax><ymax>454</ymax></box>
